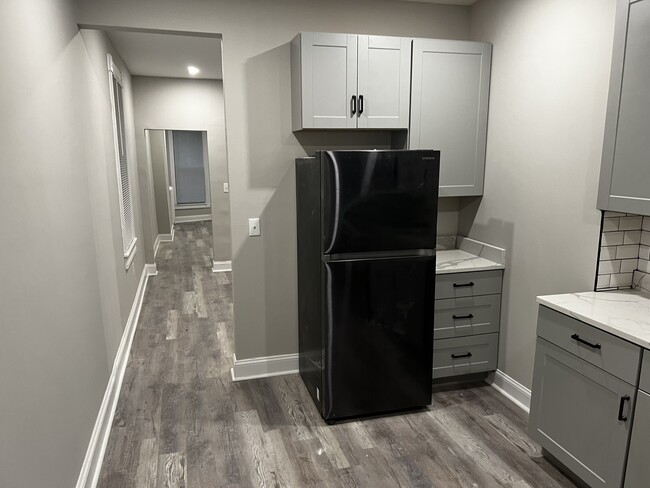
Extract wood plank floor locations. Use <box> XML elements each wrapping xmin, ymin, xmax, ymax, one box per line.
<box><xmin>98</xmin><ymin>222</ymin><xmax>576</xmax><ymax>488</ymax></box>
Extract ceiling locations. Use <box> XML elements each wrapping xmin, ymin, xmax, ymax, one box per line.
<box><xmin>106</xmin><ymin>30</ymin><xmax>223</xmax><ymax>80</ymax></box>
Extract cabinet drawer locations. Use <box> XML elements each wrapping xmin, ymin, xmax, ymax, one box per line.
<box><xmin>537</xmin><ymin>306</ymin><xmax>641</xmax><ymax>384</ymax></box>
<box><xmin>639</xmin><ymin>350</ymin><xmax>650</xmax><ymax>393</ymax></box>
<box><xmin>434</xmin><ymin>294</ymin><xmax>501</xmax><ymax>339</ymax></box>
<box><xmin>432</xmin><ymin>333</ymin><xmax>498</xmax><ymax>379</ymax></box>
<box><xmin>435</xmin><ymin>270</ymin><xmax>502</xmax><ymax>299</ymax></box>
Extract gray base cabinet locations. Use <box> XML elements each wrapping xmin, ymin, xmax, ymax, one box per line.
<box><xmin>433</xmin><ymin>270</ymin><xmax>502</xmax><ymax>379</ymax></box>
<box><xmin>624</xmin><ymin>351</ymin><xmax>650</xmax><ymax>487</ymax></box>
<box><xmin>598</xmin><ymin>0</ymin><xmax>650</xmax><ymax>215</ymax></box>
<box><xmin>530</xmin><ymin>306</ymin><xmax>642</xmax><ymax>488</ymax></box>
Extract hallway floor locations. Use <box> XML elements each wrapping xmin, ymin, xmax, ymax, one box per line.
<box><xmin>98</xmin><ymin>222</ymin><xmax>576</xmax><ymax>488</ymax></box>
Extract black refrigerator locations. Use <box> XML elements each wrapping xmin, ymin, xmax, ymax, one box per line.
<box><xmin>296</xmin><ymin>150</ymin><xmax>440</xmax><ymax>422</ymax></box>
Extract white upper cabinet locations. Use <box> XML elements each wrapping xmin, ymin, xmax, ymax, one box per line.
<box><xmin>409</xmin><ymin>39</ymin><xmax>492</xmax><ymax>197</ymax></box>
<box><xmin>291</xmin><ymin>33</ymin><xmax>411</xmax><ymax>130</ymax></box>
<box><xmin>598</xmin><ymin>0</ymin><xmax>650</xmax><ymax>216</ymax></box>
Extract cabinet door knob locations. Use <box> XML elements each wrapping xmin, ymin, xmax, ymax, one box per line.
<box><xmin>618</xmin><ymin>395</ymin><xmax>631</xmax><ymax>421</ymax></box>
<box><xmin>351</xmin><ymin>95</ymin><xmax>357</xmax><ymax>116</ymax></box>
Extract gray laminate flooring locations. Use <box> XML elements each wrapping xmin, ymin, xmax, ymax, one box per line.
<box><xmin>98</xmin><ymin>222</ymin><xmax>576</xmax><ymax>488</ymax></box>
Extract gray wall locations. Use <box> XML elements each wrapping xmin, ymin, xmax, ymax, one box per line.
<box><xmin>149</xmin><ymin>129</ymin><xmax>171</xmax><ymax>235</ymax></box>
<box><xmin>462</xmin><ymin>0</ymin><xmax>616</xmax><ymax>388</ymax></box>
<box><xmin>131</xmin><ymin>76</ymin><xmax>230</xmax><ymax>262</ymax></box>
<box><xmin>77</xmin><ymin>0</ymin><xmax>470</xmax><ymax>361</ymax></box>
<box><xmin>0</xmin><ymin>6</ymin><xmax>144</xmax><ymax>488</ymax></box>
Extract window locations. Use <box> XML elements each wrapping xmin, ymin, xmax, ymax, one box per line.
<box><xmin>168</xmin><ymin>130</ymin><xmax>210</xmax><ymax>208</ymax></box>
<box><xmin>108</xmin><ymin>54</ymin><xmax>137</xmax><ymax>269</ymax></box>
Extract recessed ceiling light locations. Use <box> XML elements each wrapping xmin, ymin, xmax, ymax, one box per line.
<box><xmin>187</xmin><ymin>66</ymin><xmax>200</xmax><ymax>76</ymax></box>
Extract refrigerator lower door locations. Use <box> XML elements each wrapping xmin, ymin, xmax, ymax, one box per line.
<box><xmin>322</xmin><ymin>255</ymin><xmax>435</xmax><ymax>420</ymax></box>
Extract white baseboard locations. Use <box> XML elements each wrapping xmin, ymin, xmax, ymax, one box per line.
<box><xmin>488</xmin><ymin>369</ymin><xmax>531</xmax><ymax>414</ymax></box>
<box><xmin>231</xmin><ymin>353</ymin><xmax>299</xmax><ymax>382</ymax></box>
<box><xmin>212</xmin><ymin>260</ymin><xmax>232</xmax><ymax>273</ymax></box>
<box><xmin>75</xmin><ymin>264</ymin><xmax>157</xmax><ymax>488</ymax></box>
<box><xmin>174</xmin><ymin>214</ymin><xmax>211</xmax><ymax>223</ymax></box>
<box><xmin>154</xmin><ymin>232</ymin><xmax>174</xmax><ymax>258</ymax></box>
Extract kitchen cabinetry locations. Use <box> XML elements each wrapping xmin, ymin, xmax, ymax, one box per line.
<box><xmin>598</xmin><ymin>0</ymin><xmax>650</xmax><ymax>216</ymax></box>
<box><xmin>409</xmin><ymin>39</ymin><xmax>492</xmax><ymax>197</ymax></box>
<box><xmin>529</xmin><ymin>306</ymin><xmax>640</xmax><ymax>488</ymax></box>
<box><xmin>433</xmin><ymin>269</ymin><xmax>502</xmax><ymax>379</ymax></box>
<box><xmin>290</xmin><ymin>32</ymin><xmax>411</xmax><ymax>130</ymax></box>
<box><xmin>624</xmin><ymin>352</ymin><xmax>650</xmax><ymax>487</ymax></box>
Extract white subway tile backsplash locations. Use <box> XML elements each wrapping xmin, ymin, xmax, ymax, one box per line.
<box><xmin>638</xmin><ymin>259</ymin><xmax>650</xmax><ymax>274</ymax></box>
<box><xmin>642</xmin><ymin>231</ymin><xmax>650</xmax><ymax>247</ymax></box>
<box><xmin>624</xmin><ymin>231</ymin><xmax>642</xmax><ymax>245</ymax></box>
<box><xmin>600</xmin><ymin>246</ymin><xmax>617</xmax><ymax>261</ymax></box>
<box><xmin>616</xmin><ymin>245</ymin><xmax>640</xmax><ymax>260</ymax></box>
<box><xmin>621</xmin><ymin>259</ymin><xmax>639</xmax><ymax>273</ymax></box>
<box><xmin>619</xmin><ymin>216</ymin><xmax>643</xmax><ymax>231</ymax></box>
<box><xmin>599</xmin><ymin>260</ymin><xmax>621</xmax><ymax>274</ymax></box>
<box><xmin>597</xmin><ymin>211</ymin><xmax>650</xmax><ymax>292</ymax></box>
<box><xmin>610</xmin><ymin>273</ymin><xmax>634</xmax><ymax>288</ymax></box>
<box><xmin>603</xmin><ymin>218</ymin><xmax>620</xmax><ymax>232</ymax></box>
<box><xmin>643</xmin><ymin>217</ymin><xmax>650</xmax><ymax>232</ymax></box>
<box><xmin>602</xmin><ymin>232</ymin><xmax>625</xmax><ymax>246</ymax></box>
<box><xmin>640</xmin><ymin>246</ymin><xmax>650</xmax><ymax>261</ymax></box>
<box><xmin>596</xmin><ymin>274</ymin><xmax>611</xmax><ymax>289</ymax></box>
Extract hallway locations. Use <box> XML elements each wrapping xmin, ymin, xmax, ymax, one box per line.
<box><xmin>98</xmin><ymin>222</ymin><xmax>575</xmax><ymax>488</ymax></box>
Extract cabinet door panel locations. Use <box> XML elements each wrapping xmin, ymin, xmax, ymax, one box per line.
<box><xmin>357</xmin><ymin>36</ymin><xmax>411</xmax><ymax>129</ymax></box>
<box><xmin>410</xmin><ymin>39</ymin><xmax>491</xmax><ymax>197</ymax></box>
<box><xmin>529</xmin><ymin>338</ymin><xmax>634</xmax><ymax>488</ymax></box>
<box><xmin>598</xmin><ymin>0</ymin><xmax>650</xmax><ymax>215</ymax></box>
<box><xmin>301</xmin><ymin>32</ymin><xmax>357</xmax><ymax>129</ymax></box>
<box><xmin>624</xmin><ymin>389</ymin><xmax>650</xmax><ymax>488</ymax></box>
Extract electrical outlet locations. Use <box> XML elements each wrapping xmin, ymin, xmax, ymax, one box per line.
<box><xmin>223</xmin><ymin>182</ymin><xmax>229</xmax><ymax>193</ymax></box>
<box><xmin>248</xmin><ymin>218</ymin><xmax>261</xmax><ymax>236</ymax></box>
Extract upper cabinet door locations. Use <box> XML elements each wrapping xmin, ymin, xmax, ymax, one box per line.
<box><xmin>598</xmin><ymin>0</ymin><xmax>650</xmax><ymax>215</ymax></box>
<box><xmin>357</xmin><ymin>36</ymin><xmax>411</xmax><ymax>129</ymax></box>
<box><xmin>409</xmin><ymin>39</ymin><xmax>492</xmax><ymax>197</ymax></box>
<box><xmin>293</xmin><ymin>32</ymin><xmax>358</xmax><ymax>130</ymax></box>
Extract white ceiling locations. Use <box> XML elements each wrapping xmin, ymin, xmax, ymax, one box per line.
<box><xmin>401</xmin><ymin>0</ymin><xmax>478</xmax><ymax>5</ymax></box>
<box><xmin>106</xmin><ymin>30</ymin><xmax>223</xmax><ymax>80</ymax></box>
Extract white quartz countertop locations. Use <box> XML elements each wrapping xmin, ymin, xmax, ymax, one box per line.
<box><xmin>537</xmin><ymin>290</ymin><xmax>650</xmax><ymax>349</ymax></box>
<box><xmin>436</xmin><ymin>249</ymin><xmax>505</xmax><ymax>274</ymax></box>
<box><xmin>435</xmin><ymin>236</ymin><xmax>506</xmax><ymax>275</ymax></box>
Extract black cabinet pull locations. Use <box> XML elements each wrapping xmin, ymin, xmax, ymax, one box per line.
<box><xmin>453</xmin><ymin>282</ymin><xmax>475</xmax><ymax>288</ymax></box>
<box><xmin>571</xmin><ymin>333</ymin><xmax>601</xmax><ymax>350</ymax></box>
<box><xmin>358</xmin><ymin>95</ymin><xmax>364</xmax><ymax>115</ymax></box>
<box><xmin>351</xmin><ymin>95</ymin><xmax>357</xmax><ymax>116</ymax></box>
<box><xmin>451</xmin><ymin>352</ymin><xmax>472</xmax><ymax>359</ymax></box>
<box><xmin>618</xmin><ymin>395</ymin><xmax>630</xmax><ymax>421</ymax></box>
<box><xmin>452</xmin><ymin>314</ymin><xmax>474</xmax><ymax>320</ymax></box>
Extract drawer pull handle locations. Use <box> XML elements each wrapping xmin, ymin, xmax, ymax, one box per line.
<box><xmin>452</xmin><ymin>314</ymin><xmax>474</xmax><ymax>320</ymax></box>
<box><xmin>571</xmin><ymin>334</ymin><xmax>601</xmax><ymax>350</ymax></box>
<box><xmin>618</xmin><ymin>395</ymin><xmax>631</xmax><ymax>421</ymax></box>
<box><xmin>453</xmin><ymin>282</ymin><xmax>475</xmax><ymax>288</ymax></box>
<box><xmin>451</xmin><ymin>352</ymin><xmax>472</xmax><ymax>359</ymax></box>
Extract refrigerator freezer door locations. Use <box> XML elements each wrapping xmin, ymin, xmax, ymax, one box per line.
<box><xmin>322</xmin><ymin>255</ymin><xmax>435</xmax><ymax>420</ymax></box>
<box><xmin>322</xmin><ymin>150</ymin><xmax>439</xmax><ymax>255</ymax></box>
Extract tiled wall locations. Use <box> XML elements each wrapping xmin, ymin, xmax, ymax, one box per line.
<box><xmin>596</xmin><ymin>211</ymin><xmax>650</xmax><ymax>292</ymax></box>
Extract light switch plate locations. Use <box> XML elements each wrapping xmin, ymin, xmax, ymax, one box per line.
<box><xmin>248</xmin><ymin>218</ymin><xmax>261</xmax><ymax>236</ymax></box>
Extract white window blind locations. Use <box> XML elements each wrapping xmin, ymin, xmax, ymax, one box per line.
<box><xmin>108</xmin><ymin>54</ymin><xmax>137</xmax><ymax>268</ymax></box>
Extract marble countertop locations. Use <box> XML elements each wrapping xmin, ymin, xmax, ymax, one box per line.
<box><xmin>436</xmin><ymin>236</ymin><xmax>506</xmax><ymax>275</ymax></box>
<box><xmin>537</xmin><ymin>290</ymin><xmax>650</xmax><ymax>349</ymax></box>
